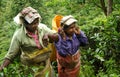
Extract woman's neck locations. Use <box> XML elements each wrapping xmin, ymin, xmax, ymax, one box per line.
<box><xmin>27</xmin><ymin>29</ymin><xmax>37</xmax><ymax>34</ymax></box>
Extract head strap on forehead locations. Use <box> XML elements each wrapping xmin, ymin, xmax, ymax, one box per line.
<box><xmin>60</xmin><ymin>15</ymin><xmax>77</xmax><ymax>26</ymax></box>
<box><xmin>13</xmin><ymin>6</ymin><xmax>41</xmax><ymax>25</ymax></box>
<box><xmin>21</xmin><ymin>6</ymin><xmax>37</xmax><ymax>16</ymax></box>
<box><xmin>62</xmin><ymin>16</ymin><xmax>73</xmax><ymax>25</ymax></box>
<box><xmin>60</xmin><ymin>15</ymin><xmax>77</xmax><ymax>29</ymax></box>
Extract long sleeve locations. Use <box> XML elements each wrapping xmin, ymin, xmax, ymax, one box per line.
<box><xmin>5</xmin><ymin>31</ymin><xmax>20</xmax><ymax>61</ymax></box>
<box><xmin>76</xmin><ymin>30</ymin><xmax>88</xmax><ymax>46</ymax></box>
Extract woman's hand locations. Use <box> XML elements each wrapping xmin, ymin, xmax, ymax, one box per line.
<box><xmin>0</xmin><ymin>66</ymin><xmax>3</xmax><ymax>71</ymax></box>
<box><xmin>42</xmin><ymin>34</ymin><xmax>49</xmax><ymax>47</ymax></box>
<box><xmin>58</xmin><ymin>28</ymin><xmax>66</xmax><ymax>40</ymax></box>
<box><xmin>74</xmin><ymin>26</ymin><xmax>80</xmax><ymax>35</ymax></box>
<box><xmin>0</xmin><ymin>58</ymin><xmax>11</xmax><ymax>71</ymax></box>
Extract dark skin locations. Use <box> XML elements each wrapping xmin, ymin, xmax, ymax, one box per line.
<box><xmin>24</xmin><ymin>18</ymin><xmax>52</xmax><ymax>47</ymax></box>
<box><xmin>0</xmin><ymin>18</ymin><xmax>40</xmax><ymax>71</ymax></box>
<box><xmin>0</xmin><ymin>21</ymin><xmax>80</xmax><ymax>71</ymax></box>
<box><xmin>48</xmin><ymin>22</ymin><xmax>81</xmax><ymax>42</ymax></box>
<box><xmin>63</xmin><ymin>22</ymin><xmax>80</xmax><ymax>39</ymax></box>
<box><xmin>0</xmin><ymin>58</ymin><xmax>11</xmax><ymax>71</ymax></box>
<box><xmin>24</xmin><ymin>18</ymin><xmax>39</xmax><ymax>33</ymax></box>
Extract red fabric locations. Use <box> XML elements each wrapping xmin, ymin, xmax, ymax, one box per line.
<box><xmin>57</xmin><ymin>50</ymin><xmax>80</xmax><ymax>77</ymax></box>
<box><xmin>27</xmin><ymin>31</ymin><xmax>42</xmax><ymax>49</ymax></box>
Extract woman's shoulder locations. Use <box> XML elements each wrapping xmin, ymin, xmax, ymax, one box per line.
<box><xmin>38</xmin><ymin>23</ymin><xmax>48</xmax><ymax>28</ymax></box>
<box><xmin>13</xmin><ymin>26</ymin><xmax>25</xmax><ymax>39</ymax></box>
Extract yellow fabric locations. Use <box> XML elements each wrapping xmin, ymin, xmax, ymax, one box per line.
<box><xmin>21</xmin><ymin>44</ymin><xmax>52</xmax><ymax>66</ymax></box>
<box><xmin>26</xmin><ymin>44</ymin><xmax>52</xmax><ymax>59</ymax></box>
<box><xmin>50</xmin><ymin>44</ymin><xmax>57</xmax><ymax>62</ymax></box>
<box><xmin>50</xmin><ymin>15</ymin><xmax>63</xmax><ymax>62</ymax></box>
<box><xmin>52</xmin><ymin>15</ymin><xmax>63</xmax><ymax>32</ymax></box>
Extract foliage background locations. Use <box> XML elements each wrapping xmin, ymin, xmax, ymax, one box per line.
<box><xmin>0</xmin><ymin>0</ymin><xmax>120</xmax><ymax>77</ymax></box>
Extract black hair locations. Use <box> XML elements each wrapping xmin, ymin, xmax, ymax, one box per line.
<box><xmin>19</xmin><ymin>16</ymin><xmax>30</xmax><ymax>27</ymax></box>
<box><xmin>23</xmin><ymin>19</ymin><xmax>29</xmax><ymax>26</ymax></box>
<box><xmin>63</xmin><ymin>25</ymin><xmax>69</xmax><ymax>30</ymax></box>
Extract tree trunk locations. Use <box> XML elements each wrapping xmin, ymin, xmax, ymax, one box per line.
<box><xmin>100</xmin><ymin>0</ymin><xmax>107</xmax><ymax>16</ymax></box>
<box><xmin>107</xmin><ymin>0</ymin><xmax>113</xmax><ymax>16</ymax></box>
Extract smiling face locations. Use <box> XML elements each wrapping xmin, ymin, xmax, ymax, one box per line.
<box><xmin>64</xmin><ymin>22</ymin><xmax>76</xmax><ymax>37</ymax></box>
<box><xmin>24</xmin><ymin>18</ymin><xmax>39</xmax><ymax>33</ymax></box>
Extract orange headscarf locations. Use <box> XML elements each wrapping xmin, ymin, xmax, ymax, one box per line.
<box><xmin>50</xmin><ymin>15</ymin><xmax>63</xmax><ymax>62</ymax></box>
<box><xmin>52</xmin><ymin>15</ymin><xmax>63</xmax><ymax>32</ymax></box>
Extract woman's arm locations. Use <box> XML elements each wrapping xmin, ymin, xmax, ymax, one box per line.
<box><xmin>0</xmin><ymin>58</ymin><xmax>11</xmax><ymax>71</ymax></box>
<box><xmin>0</xmin><ymin>31</ymin><xmax>20</xmax><ymax>71</ymax></box>
<box><xmin>74</xmin><ymin>26</ymin><xmax>88</xmax><ymax>46</ymax></box>
<box><xmin>48</xmin><ymin>33</ymin><xmax>59</xmax><ymax>43</ymax></box>
<box><xmin>76</xmin><ymin>31</ymin><xmax>88</xmax><ymax>46</ymax></box>
<box><xmin>42</xmin><ymin>33</ymin><xmax>59</xmax><ymax>46</ymax></box>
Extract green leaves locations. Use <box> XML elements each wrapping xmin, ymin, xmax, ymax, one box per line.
<box><xmin>0</xmin><ymin>0</ymin><xmax>120</xmax><ymax>76</ymax></box>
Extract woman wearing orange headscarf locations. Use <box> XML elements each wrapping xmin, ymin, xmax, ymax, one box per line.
<box><xmin>49</xmin><ymin>15</ymin><xmax>88</xmax><ymax>77</ymax></box>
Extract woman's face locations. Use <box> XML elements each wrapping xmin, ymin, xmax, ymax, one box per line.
<box><xmin>25</xmin><ymin>18</ymin><xmax>39</xmax><ymax>33</ymax></box>
<box><xmin>64</xmin><ymin>23</ymin><xmax>76</xmax><ymax>36</ymax></box>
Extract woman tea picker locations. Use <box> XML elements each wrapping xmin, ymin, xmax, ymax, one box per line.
<box><xmin>48</xmin><ymin>15</ymin><xmax>88</xmax><ymax>77</ymax></box>
<box><xmin>0</xmin><ymin>6</ymin><xmax>56</xmax><ymax>77</ymax></box>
